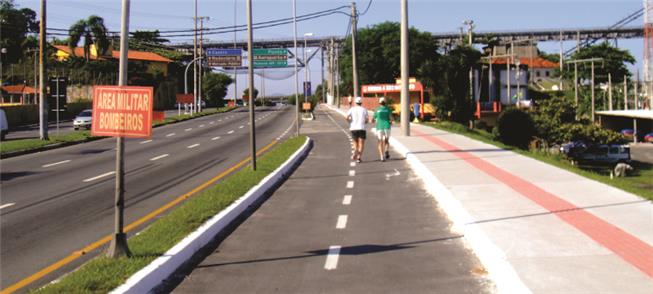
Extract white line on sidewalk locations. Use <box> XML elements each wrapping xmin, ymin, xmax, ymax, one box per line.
<box><xmin>83</xmin><ymin>171</ymin><xmax>115</xmax><ymax>183</ymax></box>
<box><xmin>343</xmin><ymin>195</ymin><xmax>352</xmax><ymax>205</ymax></box>
<box><xmin>42</xmin><ymin>160</ymin><xmax>71</xmax><ymax>168</ymax></box>
<box><xmin>187</xmin><ymin>143</ymin><xmax>200</xmax><ymax>149</ymax></box>
<box><xmin>324</xmin><ymin>246</ymin><xmax>342</xmax><ymax>270</ymax></box>
<box><xmin>140</xmin><ymin>140</ymin><xmax>152</xmax><ymax>144</ymax></box>
<box><xmin>228</xmin><ymin>130</ymin><xmax>235</xmax><ymax>134</ymax></box>
<box><xmin>348</xmin><ymin>170</ymin><xmax>355</xmax><ymax>176</ymax></box>
<box><xmin>336</xmin><ymin>215</ymin><xmax>348</xmax><ymax>229</ymax></box>
<box><xmin>0</xmin><ymin>203</ymin><xmax>15</xmax><ymax>210</ymax></box>
<box><xmin>346</xmin><ymin>181</ymin><xmax>354</xmax><ymax>189</ymax></box>
<box><xmin>150</xmin><ymin>154</ymin><xmax>169</xmax><ymax>161</ymax></box>
<box><xmin>166</xmin><ymin>133</ymin><xmax>176</xmax><ymax>137</ymax></box>
<box><xmin>211</xmin><ymin>136</ymin><xmax>221</xmax><ymax>141</ymax></box>
<box><xmin>185</xmin><ymin>128</ymin><xmax>192</xmax><ymax>132</ymax></box>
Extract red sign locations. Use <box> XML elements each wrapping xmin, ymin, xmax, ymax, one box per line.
<box><xmin>92</xmin><ymin>86</ymin><xmax>154</xmax><ymax>138</ymax></box>
<box><xmin>176</xmin><ymin>93</ymin><xmax>194</xmax><ymax>104</ymax></box>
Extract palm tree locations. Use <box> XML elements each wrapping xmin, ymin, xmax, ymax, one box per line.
<box><xmin>68</xmin><ymin>15</ymin><xmax>110</xmax><ymax>61</ymax></box>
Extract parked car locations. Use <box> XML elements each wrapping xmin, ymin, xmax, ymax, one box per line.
<box><xmin>644</xmin><ymin>132</ymin><xmax>653</xmax><ymax>143</ymax></box>
<box><xmin>73</xmin><ymin>109</ymin><xmax>93</xmax><ymax>130</ymax></box>
<box><xmin>620</xmin><ymin>128</ymin><xmax>635</xmax><ymax>140</ymax></box>
<box><xmin>0</xmin><ymin>108</ymin><xmax>8</xmax><ymax>140</ymax></box>
<box><xmin>561</xmin><ymin>141</ymin><xmax>631</xmax><ymax>167</ymax></box>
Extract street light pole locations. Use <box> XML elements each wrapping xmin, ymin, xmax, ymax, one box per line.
<box><xmin>39</xmin><ymin>0</ymin><xmax>49</xmax><ymax>140</ymax></box>
<box><xmin>107</xmin><ymin>0</ymin><xmax>132</xmax><ymax>258</ymax></box>
<box><xmin>304</xmin><ymin>32</ymin><xmax>313</xmax><ymax>102</ymax></box>
<box><xmin>246</xmin><ymin>0</ymin><xmax>256</xmax><ymax>171</ymax></box>
<box><xmin>400</xmin><ymin>0</ymin><xmax>410</xmax><ymax>136</ymax></box>
<box><xmin>233</xmin><ymin>0</ymin><xmax>238</xmax><ymax>103</ymax></box>
<box><xmin>185</xmin><ymin>56</ymin><xmax>203</xmax><ymax>95</ymax></box>
<box><xmin>351</xmin><ymin>2</ymin><xmax>359</xmax><ymax>99</ymax></box>
<box><xmin>292</xmin><ymin>0</ymin><xmax>300</xmax><ymax>136</ymax></box>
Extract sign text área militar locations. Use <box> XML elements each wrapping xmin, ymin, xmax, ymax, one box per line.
<box><xmin>92</xmin><ymin>86</ymin><xmax>154</xmax><ymax>138</ymax></box>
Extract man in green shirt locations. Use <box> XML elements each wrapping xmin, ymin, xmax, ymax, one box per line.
<box><xmin>372</xmin><ymin>97</ymin><xmax>394</xmax><ymax>162</ymax></box>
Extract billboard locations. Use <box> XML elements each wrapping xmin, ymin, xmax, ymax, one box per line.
<box><xmin>91</xmin><ymin>86</ymin><xmax>154</xmax><ymax>138</ymax></box>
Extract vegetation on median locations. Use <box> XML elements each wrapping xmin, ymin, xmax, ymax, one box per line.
<box><xmin>0</xmin><ymin>107</ymin><xmax>236</xmax><ymax>156</ymax></box>
<box><xmin>32</xmin><ymin>135</ymin><xmax>307</xmax><ymax>293</ymax></box>
<box><xmin>425</xmin><ymin>121</ymin><xmax>653</xmax><ymax>201</ymax></box>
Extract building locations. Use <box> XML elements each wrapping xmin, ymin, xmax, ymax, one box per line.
<box><xmin>0</xmin><ymin>84</ymin><xmax>38</xmax><ymax>105</ymax></box>
<box><xmin>53</xmin><ymin>45</ymin><xmax>173</xmax><ymax>76</ymax></box>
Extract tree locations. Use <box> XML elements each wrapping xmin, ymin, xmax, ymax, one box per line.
<box><xmin>202</xmin><ymin>72</ymin><xmax>232</xmax><ymax>107</ymax></box>
<box><xmin>242</xmin><ymin>87</ymin><xmax>259</xmax><ymax>99</ymax></box>
<box><xmin>131</xmin><ymin>30</ymin><xmax>169</xmax><ymax>45</ymax></box>
<box><xmin>338</xmin><ymin>21</ymin><xmax>439</xmax><ymax>95</ymax></box>
<box><xmin>68</xmin><ymin>15</ymin><xmax>110</xmax><ymax>61</ymax></box>
<box><xmin>0</xmin><ymin>0</ymin><xmax>39</xmax><ymax>63</ymax></box>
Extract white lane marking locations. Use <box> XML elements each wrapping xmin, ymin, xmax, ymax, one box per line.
<box><xmin>336</xmin><ymin>215</ymin><xmax>348</xmax><ymax>229</ymax></box>
<box><xmin>211</xmin><ymin>136</ymin><xmax>221</xmax><ymax>141</ymax></box>
<box><xmin>218</xmin><ymin>119</ymin><xmax>222</xmax><ymax>122</ymax></box>
<box><xmin>185</xmin><ymin>128</ymin><xmax>192</xmax><ymax>132</ymax></box>
<box><xmin>83</xmin><ymin>171</ymin><xmax>116</xmax><ymax>183</ymax></box>
<box><xmin>199</xmin><ymin>124</ymin><xmax>205</xmax><ymax>128</ymax></box>
<box><xmin>187</xmin><ymin>143</ymin><xmax>200</xmax><ymax>149</ymax></box>
<box><xmin>324</xmin><ymin>246</ymin><xmax>342</xmax><ymax>270</ymax></box>
<box><xmin>350</xmin><ymin>162</ymin><xmax>356</xmax><ymax>167</ymax></box>
<box><xmin>166</xmin><ymin>133</ymin><xmax>176</xmax><ymax>137</ymax></box>
<box><xmin>140</xmin><ymin>139</ymin><xmax>153</xmax><ymax>144</ymax></box>
<box><xmin>343</xmin><ymin>195</ymin><xmax>352</xmax><ymax>205</ymax></box>
<box><xmin>385</xmin><ymin>169</ymin><xmax>401</xmax><ymax>181</ymax></box>
<box><xmin>228</xmin><ymin>130</ymin><xmax>235</xmax><ymax>134</ymax></box>
<box><xmin>346</xmin><ymin>181</ymin><xmax>354</xmax><ymax>189</ymax></box>
<box><xmin>42</xmin><ymin>160</ymin><xmax>71</xmax><ymax>168</ymax></box>
<box><xmin>209</xmin><ymin>121</ymin><xmax>215</xmax><ymax>124</ymax></box>
<box><xmin>0</xmin><ymin>203</ymin><xmax>16</xmax><ymax>210</ymax></box>
<box><xmin>150</xmin><ymin>154</ymin><xmax>170</xmax><ymax>161</ymax></box>
<box><xmin>348</xmin><ymin>170</ymin><xmax>355</xmax><ymax>177</ymax></box>
<box><xmin>239</xmin><ymin>125</ymin><xmax>244</xmax><ymax>129</ymax></box>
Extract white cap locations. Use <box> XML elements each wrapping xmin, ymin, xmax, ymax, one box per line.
<box><xmin>355</xmin><ymin>97</ymin><xmax>362</xmax><ymax>104</ymax></box>
<box><xmin>379</xmin><ymin>97</ymin><xmax>386</xmax><ymax>103</ymax></box>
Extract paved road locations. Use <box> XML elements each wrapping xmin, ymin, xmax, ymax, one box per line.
<box><xmin>0</xmin><ymin>106</ymin><xmax>294</xmax><ymax>292</ymax></box>
<box><xmin>169</xmin><ymin>106</ymin><xmax>492</xmax><ymax>293</ymax></box>
<box><xmin>3</xmin><ymin>109</ymin><xmax>191</xmax><ymax>141</ymax></box>
<box><xmin>630</xmin><ymin>143</ymin><xmax>653</xmax><ymax>164</ymax></box>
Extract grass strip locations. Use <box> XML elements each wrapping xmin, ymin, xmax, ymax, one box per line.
<box><xmin>424</xmin><ymin>121</ymin><xmax>653</xmax><ymax>201</ymax></box>
<box><xmin>32</xmin><ymin>136</ymin><xmax>307</xmax><ymax>293</ymax></box>
<box><xmin>0</xmin><ymin>107</ymin><xmax>236</xmax><ymax>156</ymax></box>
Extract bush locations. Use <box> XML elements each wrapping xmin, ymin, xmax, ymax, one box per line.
<box><xmin>494</xmin><ymin>108</ymin><xmax>536</xmax><ymax>149</ymax></box>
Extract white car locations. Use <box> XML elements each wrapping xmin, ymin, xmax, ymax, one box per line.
<box><xmin>73</xmin><ymin>109</ymin><xmax>93</xmax><ymax>130</ymax></box>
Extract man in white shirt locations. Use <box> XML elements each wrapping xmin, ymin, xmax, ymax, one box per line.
<box><xmin>346</xmin><ymin>97</ymin><xmax>369</xmax><ymax>163</ymax></box>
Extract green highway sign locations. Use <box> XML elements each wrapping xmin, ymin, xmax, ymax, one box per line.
<box><xmin>253</xmin><ymin>48</ymin><xmax>288</xmax><ymax>68</ymax></box>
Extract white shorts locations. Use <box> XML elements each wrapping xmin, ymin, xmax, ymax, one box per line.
<box><xmin>376</xmin><ymin>128</ymin><xmax>391</xmax><ymax>140</ymax></box>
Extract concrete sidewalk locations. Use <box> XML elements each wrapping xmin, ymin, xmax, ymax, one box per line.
<box><xmin>329</xmin><ymin>104</ymin><xmax>653</xmax><ymax>293</ymax></box>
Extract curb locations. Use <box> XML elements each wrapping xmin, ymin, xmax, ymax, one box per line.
<box><xmin>110</xmin><ymin>136</ymin><xmax>313</xmax><ymax>294</ymax></box>
<box><xmin>323</xmin><ymin>103</ymin><xmax>528</xmax><ymax>293</ymax></box>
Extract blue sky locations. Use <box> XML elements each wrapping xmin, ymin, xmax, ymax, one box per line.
<box><xmin>17</xmin><ymin>0</ymin><xmax>646</xmax><ymax>96</ymax></box>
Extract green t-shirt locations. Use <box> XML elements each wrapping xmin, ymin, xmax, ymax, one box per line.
<box><xmin>374</xmin><ymin>105</ymin><xmax>392</xmax><ymax>130</ymax></box>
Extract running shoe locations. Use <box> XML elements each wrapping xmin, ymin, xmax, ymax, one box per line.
<box><xmin>385</xmin><ymin>151</ymin><xmax>390</xmax><ymax>159</ymax></box>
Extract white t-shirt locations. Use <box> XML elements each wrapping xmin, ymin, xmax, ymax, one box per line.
<box><xmin>347</xmin><ymin>106</ymin><xmax>368</xmax><ymax>131</ymax></box>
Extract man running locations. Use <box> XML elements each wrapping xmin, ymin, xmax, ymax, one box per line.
<box><xmin>373</xmin><ymin>97</ymin><xmax>393</xmax><ymax>162</ymax></box>
<box><xmin>346</xmin><ymin>97</ymin><xmax>368</xmax><ymax>163</ymax></box>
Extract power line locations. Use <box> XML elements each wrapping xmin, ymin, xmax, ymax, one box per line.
<box><xmin>358</xmin><ymin>0</ymin><xmax>373</xmax><ymax>16</ymax></box>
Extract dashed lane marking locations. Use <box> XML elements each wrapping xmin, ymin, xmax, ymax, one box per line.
<box><xmin>42</xmin><ymin>160</ymin><xmax>71</xmax><ymax>168</ymax></box>
<box><xmin>0</xmin><ymin>203</ymin><xmax>15</xmax><ymax>210</ymax></box>
<box><xmin>166</xmin><ymin>133</ymin><xmax>176</xmax><ymax>137</ymax></box>
<box><xmin>343</xmin><ymin>195</ymin><xmax>352</xmax><ymax>205</ymax></box>
<box><xmin>336</xmin><ymin>215</ymin><xmax>348</xmax><ymax>229</ymax></box>
<box><xmin>140</xmin><ymin>140</ymin><xmax>152</xmax><ymax>144</ymax></box>
<box><xmin>346</xmin><ymin>181</ymin><xmax>354</xmax><ymax>189</ymax></box>
<box><xmin>185</xmin><ymin>128</ymin><xmax>192</xmax><ymax>132</ymax></box>
<box><xmin>348</xmin><ymin>170</ymin><xmax>355</xmax><ymax>176</ymax></box>
<box><xmin>324</xmin><ymin>246</ymin><xmax>341</xmax><ymax>270</ymax></box>
<box><xmin>82</xmin><ymin>171</ymin><xmax>115</xmax><ymax>183</ymax></box>
<box><xmin>228</xmin><ymin>130</ymin><xmax>235</xmax><ymax>134</ymax></box>
<box><xmin>211</xmin><ymin>136</ymin><xmax>221</xmax><ymax>141</ymax></box>
<box><xmin>187</xmin><ymin>143</ymin><xmax>200</xmax><ymax>149</ymax></box>
<box><xmin>209</xmin><ymin>121</ymin><xmax>215</xmax><ymax>124</ymax></box>
<box><xmin>199</xmin><ymin>124</ymin><xmax>205</xmax><ymax>128</ymax></box>
<box><xmin>239</xmin><ymin>125</ymin><xmax>245</xmax><ymax>129</ymax></box>
<box><xmin>350</xmin><ymin>162</ymin><xmax>356</xmax><ymax>167</ymax></box>
<box><xmin>150</xmin><ymin>154</ymin><xmax>170</xmax><ymax>161</ymax></box>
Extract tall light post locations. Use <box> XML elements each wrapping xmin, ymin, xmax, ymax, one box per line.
<box><xmin>246</xmin><ymin>0</ymin><xmax>256</xmax><ymax>171</ymax></box>
<box><xmin>39</xmin><ymin>0</ymin><xmax>48</xmax><ymax>140</ymax></box>
<box><xmin>185</xmin><ymin>56</ymin><xmax>203</xmax><ymax>95</ymax></box>
<box><xmin>463</xmin><ymin>19</ymin><xmax>474</xmax><ymax>112</ymax></box>
<box><xmin>233</xmin><ymin>0</ymin><xmax>238</xmax><ymax>103</ymax></box>
<box><xmin>400</xmin><ymin>0</ymin><xmax>410</xmax><ymax>136</ymax></box>
<box><xmin>303</xmin><ymin>32</ymin><xmax>313</xmax><ymax>101</ymax></box>
<box><xmin>292</xmin><ymin>0</ymin><xmax>300</xmax><ymax>136</ymax></box>
<box><xmin>351</xmin><ymin>2</ymin><xmax>359</xmax><ymax>98</ymax></box>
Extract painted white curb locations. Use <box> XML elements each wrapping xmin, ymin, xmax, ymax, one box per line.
<box><xmin>111</xmin><ymin>137</ymin><xmax>313</xmax><ymax>294</ymax></box>
<box><xmin>323</xmin><ymin>103</ymin><xmax>528</xmax><ymax>293</ymax></box>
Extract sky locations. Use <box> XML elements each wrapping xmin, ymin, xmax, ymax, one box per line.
<box><xmin>15</xmin><ymin>0</ymin><xmax>647</xmax><ymax>97</ymax></box>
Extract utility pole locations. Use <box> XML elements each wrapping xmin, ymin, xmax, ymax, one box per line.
<box><xmin>292</xmin><ymin>0</ymin><xmax>300</xmax><ymax>136</ymax></box>
<box><xmin>567</xmin><ymin>58</ymin><xmax>605</xmax><ymax>121</ymax></box>
<box><xmin>635</xmin><ymin>70</ymin><xmax>640</xmax><ymax>110</ymax></box>
<box><xmin>464</xmin><ymin>19</ymin><xmax>474</xmax><ymax>116</ymax></box>
<box><xmin>321</xmin><ymin>46</ymin><xmax>325</xmax><ymax>103</ymax></box>
<box><xmin>335</xmin><ymin>45</ymin><xmax>340</xmax><ymax>107</ymax></box>
<box><xmin>400</xmin><ymin>0</ymin><xmax>410</xmax><ymax>136</ymax></box>
<box><xmin>575</xmin><ymin>30</ymin><xmax>580</xmax><ymax>109</ymax></box>
<box><xmin>198</xmin><ymin>16</ymin><xmax>209</xmax><ymax>113</ymax></box>
<box><xmin>233</xmin><ymin>0</ymin><xmax>238</xmax><ymax>103</ymax></box>
<box><xmin>351</xmin><ymin>2</ymin><xmax>359</xmax><ymax>98</ymax></box>
<box><xmin>559</xmin><ymin>30</ymin><xmax>563</xmax><ymax>90</ymax></box>
<box><xmin>624</xmin><ymin>74</ymin><xmax>628</xmax><ymax>110</ymax></box>
<box><xmin>193</xmin><ymin>0</ymin><xmax>198</xmax><ymax>115</ymax></box>
<box><xmin>107</xmin><ymin>0</ymin><xmax>132</xmax><ymax>258</ymax></box>
<box><xmin>608</xmin><ymin>73</ymin><xmax>612</xmax><ymax>111</ymax></box>
<box><xmin>591</xmin><ymin>61</ymin><xmax>595</xmax><ymax>121</ymax></box>
<box><xmin>39</xmin><ymin>0</ymin><xmax>48</xmax><ymax>140</ymax></box>
<box><xmin>246</xmin><ymin>0</ymin><xmax>256</xmax><ymax>170</ymax></box>
<box><xmin>508</xmin><ymin>42</ymin><xmax>513</xmax><ymax>101</ymax></box>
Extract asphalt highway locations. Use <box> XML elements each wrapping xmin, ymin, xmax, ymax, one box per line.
<box><xmin>0</xmin><ymin>105</ymin><xmax>296</xmax><ymax>292</ymax></box>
